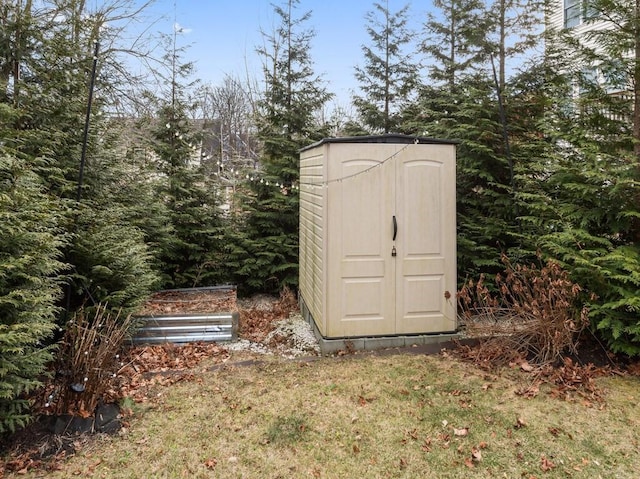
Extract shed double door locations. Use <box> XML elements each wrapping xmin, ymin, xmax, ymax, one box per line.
<box><xmin>326</xmin><ymin>143</ymin><xmax>456</xmax><ymax>338</ymax></box>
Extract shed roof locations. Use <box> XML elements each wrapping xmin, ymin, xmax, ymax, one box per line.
<box><xmin>300</xmin><ymin>134</ymin><xmax>459</xmax><ymax>152</ymax></box>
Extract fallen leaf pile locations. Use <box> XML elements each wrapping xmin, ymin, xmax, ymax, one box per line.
<box><xmin>108</xmin><ymin>288</ymin><xmax>299</xmax><ymax>405</ymax></box>
<box><xmin>2</xmin><ymin>342</ymin><xmax>231</xmax><ymax>475</ymax></box>
<box><xmin>126</xmin><ymin>342</ymin><xmax>229</xmax><ymax>373</ymax></box>
<box><xmin>3</xmin><ymin>448</ymin><xmax>63</xmax><ymax>476</ymax></box>
<box><xmin>454</xmin><ymin>340</ymin><xmax>525</xmax><ymax>371</ymax></box>
<box><xmin>545</xmin><ymin>357</ymin><xmax>609</xmax><ymax>404</ymax></box>
<box><xmin>238</xmin><ymin>288</ymin><xmax>299</xmax><ymax>343</ymax></box>
<box><xmin>454</xmin><ymin>342</ymin><xmax>620</xmax><ymax>405</ymax></box>
<box><xmin>108</xmin><ymin>342</ymin><xmax>231</xmax><ymax>404</ymax></box>
<box><xmin>136</xmin><ymin>287</ymin><xmax>238</xmax><ymax>316</ymax></box>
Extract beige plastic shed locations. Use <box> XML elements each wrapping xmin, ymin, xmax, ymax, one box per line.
<box><xmin>299</xmin><ymin>134</ymin><xmax>458</xmax><ymax>350</ymax></box>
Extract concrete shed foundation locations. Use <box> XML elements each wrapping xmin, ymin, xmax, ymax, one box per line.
<box><xmin>301</xmin><ymin>296</ymin><xmax>460</xmax><ymax>355</ymax></box>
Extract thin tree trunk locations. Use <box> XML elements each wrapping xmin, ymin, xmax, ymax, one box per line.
<box><xmin>499</xmin><ymin>0</ymin><xmax>506</xmax><ymax>93</ymax></box>
<box><xmin>633</xmin><ymin>0</ymin><xmax>640</xmax><ymax>241</ymax></box>
<box><xmin>12</xmin><ymin>0</ymin><xmax>22</xmax><ymax>106</ymax></box>
<box><xmin>449</xmin><ymin>11</ymin><xmax>455</xmax><ymax>91</ymax></box>
<box><xmin>634</xmin><ymin>0</ymin><xmax>640</xmax><ymax>161</ymax></box>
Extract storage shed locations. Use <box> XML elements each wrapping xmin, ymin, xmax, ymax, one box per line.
<box><xmin>299</xmin><ymin>135</ymin><xmax>457</xmax><ymax>349</ymax></box>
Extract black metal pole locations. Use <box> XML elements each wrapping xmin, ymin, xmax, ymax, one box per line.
<box><xmin>76</xmin><ymin>40</ymin><xmax>99</xmax><ymax>203</ymax></box>
<box><xmin>66</xmin><ymin>40</ymin><xmax>99</xmax><ymax>319</ymax></box>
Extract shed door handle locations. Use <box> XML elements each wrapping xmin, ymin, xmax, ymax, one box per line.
<box><xmin>392</xmin><ymin>215</ymin><xmax>397</xmax><ymax>241</ymax></box>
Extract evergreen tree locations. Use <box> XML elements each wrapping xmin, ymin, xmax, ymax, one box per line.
<box><xmin>482</xmin><ymin>0</ymin><xmax>543</xmax><ymax>92</ymax></box>
<box><xmin>533</xmin><ymin>19</ymin><xmax>640</xmax><ymax>355</ymax></box>
<box><xmin>67</xmin><ymin>113</ymin><xmax>162</xmax><ymax>313</ymax></box>
<box><xmin>505</xmin><ymin>56</ymin><xmax>563</xmax><ymax>257</ymax></box>
<box><xmin>407</xmin><ymin>17</ymin><xmax>520</xmax><ymax>282</ymax></box>
<box><xmin>89</xmin><ymin>116</ymin><xmax>174</xmax><ymax>266</ymax></box>
<box><xmin>67</xmin><ymin>204</ymin><xmax>160</xmax><ymax>313</ymax></box>
<box><xmin>421</xmin><ymin>0</ymin><xmax>485</xmax><ymax>90</ymax></box>
<box><xmin>0</xmin><ymin>1</ymin><xmax>164</xmax><ymax>312</ymax></box>
<box><xmin>0</xmin><ymin>129</ymin><xmax>65</xmax><ymax>432</ymax></box>
<box><xmin>1</xmin><ymin>1</ymin><xmax>94</xmax><ymax>199</ymax></box>
<box><xmin>0</xmin><ymin>0</ymin><xmax>187</xmax><ymax>430</ymax></box>
<box><xmin>148</xmin><ymin>31</ymin><xmax>225</xmax><ymax>288</ymax></box>
<box><xmin>229</xmin><ymin>0</ymin><xmax>331</xmax><ymax>294</ymax></box>
<box><xmin>419</xmin><ymin>78</ymin><xmax>519</xmax><ymax>280</ymax></box>
<box><xmin>353</xmin><ymin>1</ymin><xmax>418</xmax><ymax>133</ymax></box>
<box><xmin>581</xmin><ymin>0</ymin><xmax>640</xmax><ymax>160</ymax></box>
<box><xmin>151</xmin><ymin>103</ymin><xmax>226</xmax><ymax>288</ymax></box>
<box><xmin>404</xmin><ymin>0</ymin><xmax>546</xmax><ymax>283</ymax></box>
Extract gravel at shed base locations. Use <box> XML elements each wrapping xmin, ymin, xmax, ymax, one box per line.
<box><xmin>225</xmin><ymin>313</ymin><xmax>320</xmax><ymax>358</ymax></box>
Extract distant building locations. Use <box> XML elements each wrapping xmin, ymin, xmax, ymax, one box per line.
<box><xmin>106</xmin><ymin>115</ymin><xmax>261</xmax><ymax>214</ymax></box>
<box><xmin>547</xmin><ymin>0</ymin><xmax>632</xmax><ymax>100</ymax></box>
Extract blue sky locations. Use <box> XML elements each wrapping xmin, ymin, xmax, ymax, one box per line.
<box><xmin>133</xmin><ymin>0</ymin><xmax>426</xmax><ymax>107</ymax></box>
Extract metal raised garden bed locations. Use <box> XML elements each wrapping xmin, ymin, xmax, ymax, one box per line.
<box><xmin>132</xmin><ymin>285</ymin><xmax>238</xmax><ymax>344</ymax></box>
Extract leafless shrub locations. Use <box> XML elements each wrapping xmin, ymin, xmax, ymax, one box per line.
<box><xmin>41</xmin><ymin>305</ymin><xmax>135</xmax><ymax>417</ymax></box>
<box><xmin>457</xmin><ymin>256</ymin><xmax>588</xmax><ymax>365</ymax></box>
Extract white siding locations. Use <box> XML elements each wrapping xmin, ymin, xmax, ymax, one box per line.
<box><xmin>547</xmin><ymin>0</ymin><xmax>619</xmax><ymax>50</ymax></box>
<box><xmin>547</xmin><ymin>0</ymin><xmax>565</xmax><ymax>31</ymax></box>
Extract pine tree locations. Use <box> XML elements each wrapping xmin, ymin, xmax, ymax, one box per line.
<box><xmin>67</xmin><ymin>204</ymin><xmax>160</xmax><ymax>312</ymax></box>
<box><xmin>89</xmin><ymin>116</ymin><xmax>174</xmax><ymax>267</ymax></box>
<box><xmin>403</xmin><ymin>0</ymin><xmax>546</xmax><ymax>283</ymax></box>
<box><xmin>0</xmin><ymin>2</ymin><xmax>93</xmax><ymax>199</ymax></box>
<box><xmin>66</xmin><ymin>111</ymin><xmax>162</xmax><ymax>312</ymax></box>
<box><xmin>576</xmin><ymin>0</ymin><xmax>640</xmax><ymax>159</ymax></box>
<box><xmin>147</xmin><ymin>30</ymin><xmax>226</xmax><ymax>288</ymax></box>
<box><xmin>533</xmin><ymin>20</ymin><xmax>640</xmax><ymax>355</ymax></box>
<box><xmin>229</xmin><ymin>0</ymin><xmax>331</xmax><ymax>294</ymax></box>
<box><xmin>482</xmin><ymin>0</ymin><xmax>543</xmax><ymax>92</ymax></box>
<box><xmin>505</xmin><ymin>56</ymin><xmax>564</xmax><ymax>258</ymax></box>
<box><xmin>0</xmin><ymin>0</ymin><xmax>150</xmax><ymax>431</ymax></box>
<box><xmin>353</xmin><ymin>1</ymin><xmax>418</xmax><ymax>133</ymax></box>
<box><xmin>0</xmin><ymin>128</ymin><xmax>65</xmax><ymax>432</ymax></box>
<box><xmin>421</xmin><ymin>0</ymin><xmax>485</xmax><ymax>90</ymax></box>
<box><xmin>151</xmin><ymin>103</ymin><xmax>226</xmax><ymax>288</ymax></box>
<box><xmin>406</xmin><ymin>42</ymin><xmax>519</xmax><ymax>280</ymax></box>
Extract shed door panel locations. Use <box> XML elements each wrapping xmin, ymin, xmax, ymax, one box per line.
<box><xmin>327</xmin><ymin>154</ymin><xmax>395</xmax><ymax>337</ymax></box>
<box><xmin>395</xmin><ymin>154</ymin><xmax>456</xmax><ymax>334</ymax></box>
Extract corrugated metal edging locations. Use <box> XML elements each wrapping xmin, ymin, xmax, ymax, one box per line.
<box><xmin>132</xmin><ymin>312</ymin><xmax>239</xmax><ymax>344</ymax></box>
<box><xmin>154</xmin><ymin>285</ymin><xmax>236</xmax><ymax>294</ymax></box>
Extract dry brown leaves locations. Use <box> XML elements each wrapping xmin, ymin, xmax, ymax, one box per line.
<box><xmin>1</xmin><ymin>425</ymin><xmax>90</xmax><ymax>476</ymax></box>
<box><xmin>136</xmin><ymin>286</ymin><xmax>298</xmax><ymax>345</ymax></box>
<box><xmin>457</xmin><ymin>257</ymin><xmax>587</xmax><ymax>365</ymax></box>
<box><xmin>107</xmin><ymin>342</ymin><xmax>230</xmax><ymax>404</ymax></box>
<box><xmin>2</xmin><ymin>292</ymin><xmax>295</xmax><ymax>477</ymax></box>
<box><xmin>3</xmin><ymin>340</ymin><xmax>232</xmax><ymax>477</ymax></box>
<box><xmin>136</xmin><ymin>287</ymin><xmax>238</xmax><ymax>316</ymax></box>
<box><xmin>454</xmin><ymin>343</ymin><xmax>612</xmax><ymax>405</ymax></box>
<box><xmin>544</xmin><ymin>357</ymin><xmax>608</xmax><ymax>405</ymax></box>
<box><xmin>516</xmin><ymin>357</ymin><xmax>610</xmax><ymax>406</ymax></box>
<box><xmin>238</xmin><ymin>288</ymin><xmax>299</xmax><ymax>343</ymax></box>
<box><xmin>454</xmin><ymin>341</ymin><xmax>525</xmax><ymax>371</ymax></box>
<box><xmin>114</xmin><ymin>288</ymin><xmax>298</xmax><ymax>401</ymax></box>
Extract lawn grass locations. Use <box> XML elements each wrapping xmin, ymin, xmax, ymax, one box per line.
<box><xmin>8</xmin><ymin>352</ymin><xmax>640</xmax><ymax>478</ymax></box>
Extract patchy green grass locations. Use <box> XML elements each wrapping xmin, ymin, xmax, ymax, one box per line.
<box><xmin>8</xmin><ymin>353</ymin><xmax>640</xmax><ymax>478</ymax></box>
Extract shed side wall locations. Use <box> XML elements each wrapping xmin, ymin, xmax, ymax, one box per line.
<box><xmin>299</xmin><ymin>146</ymin><xmax>326</xmax><ymax>334</ymax></box>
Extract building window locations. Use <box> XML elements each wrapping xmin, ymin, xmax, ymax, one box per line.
<box><xmin>583</xmin><ymin>0</ymin><xmax>599</xmax><ymax>21</ymax></box>
<box><xmin>564</xmin><ymin>0</ymin><xmax>582</xmax><ymax>28</ymax></box>
<box><xmin>602</xmin><ymin>60</ymin><xmax>629</xmax><ymax>94</ymax></box>
<box><xmin>579</xmin><ymin>66</ymin><xmax>598</xmax><ymax>94</ymax></box>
